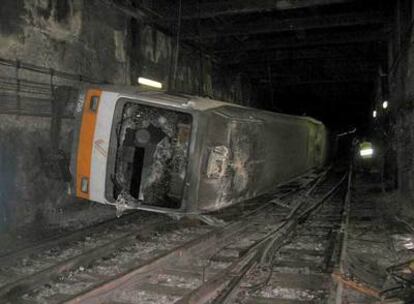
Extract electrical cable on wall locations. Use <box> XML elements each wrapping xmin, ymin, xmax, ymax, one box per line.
<box><xmin>15</xmin><ymin>60</ymin><xmax>21</xmax><ymax>113</ymax></box>
<box><xmin>173</xmin><ymin>0</ymin><xmax>182</xmax><ymax>89</ymax></box>
<box><xmin>267</xmin><ymin>60</ymin><xmax>274</xmax><ymax>109</ymax></box>
<box><xmin>198</xmin><ymin>0</ymin><xmax>203</xmax><ymax>96</ymax></box>
<box><xmin>0</xmin><ymin>58</ymin><xmax>95</xmax><ymax>117</ymax></box>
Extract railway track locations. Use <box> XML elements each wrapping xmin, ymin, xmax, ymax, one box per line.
<box><xmin>172</xmin><ymin>172</ymin><xmax>349</xmax><ymax>304</ymax></box>
<box><xmin>0</xmin><ymin>210</ymin><xmax>152</xmax><ymax>265</ymax></box>
<box><xmin>222</xmin><ymin>172</ymin><xmax>351</xmax><ymax>304</ymax></box>
<box><xmin>0</xmin><ymin>212</ymin><xmax>173</xmax><ymax>301</ymax></box>
<box><xmin>0</xmin><ymin>169</ymin><xmax>332</xmax><ymax>304</ymax></box>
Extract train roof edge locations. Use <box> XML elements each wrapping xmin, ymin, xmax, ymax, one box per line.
<box><xmin>81</xmin><ymin>84</ymin><xmax>325</xmax><ymax>126</ymax></box>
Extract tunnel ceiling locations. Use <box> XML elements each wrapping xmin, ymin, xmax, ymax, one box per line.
<box><xmin>132</xmin><ymin>0</ymin><xmax>391</xmax><ymax>131</ymax></box>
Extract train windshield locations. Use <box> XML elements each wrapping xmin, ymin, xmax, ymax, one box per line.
<box><xmin>109</xmin><ymin>102</ymin><xmax>192</xmax><ymax>209</ymax></box>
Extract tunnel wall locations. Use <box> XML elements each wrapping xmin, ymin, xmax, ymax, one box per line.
<box><xmin>0</xmin><ymin>0</ymin><xmax>252</xmax><ymax>230</ymax></box>
<box><xmin>378</xmin><ymin>0</ymin><xmax>414</xmax><ymax>218</ymax></box>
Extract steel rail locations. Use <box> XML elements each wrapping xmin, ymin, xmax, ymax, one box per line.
<box><xmin>60</xmin><ymin>170</ymin><xmax>327</xmax><ymax>304</ymax></box>
<box><xmin>0</xmin><ymin>212</ymin><xmax>143</xmax><ymax>265</ymax></box>
<box><xmin>0</xmin><ymin>170</ymin><xmax>324</xmax><ymax>303</ymax></box>
<box><xmin>0</xmin><ymin>216</ymin><xmax>171</xmax><ymax>300</ymax></box>
<box><xmin>333</xmin><ymin>162</ymin><xmax>353</xmax><ymax>304</ymax></box>
<box><xmin>177</xmin><ymin>172</ymin><xmax>347</xmax><ymax>304</ymax></box>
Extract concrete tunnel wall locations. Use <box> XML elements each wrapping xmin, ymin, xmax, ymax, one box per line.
<box><xmin>0</xmin><ymin>0</ymin><xmax>254</xmax><ymax>230</ymax></box>
<box><xmin>389</xmin><ymin>25</ymin><xmax>414</xmax><ymax>217</ymax></box>
<box><xmin>373</xmin><ymin>3</ymin><xmax>414</xmax><ymax>220</ymax></box>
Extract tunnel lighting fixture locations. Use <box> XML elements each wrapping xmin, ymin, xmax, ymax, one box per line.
<box><xmin>382</xmin><ymin>100</ymin><xmax>388</xmax><ymax>109</ymax></box>
<box><xmin>138</xmin><ymin>77</ymin><xmax>162</xmax><ymax>89</ymax></box>
<box><xmin>360</xmin><ymin>148</ymin><xmax>374</xmax><ymax>158</ymax></box>
<box><xmin>372</xmin><ymin>110</ymin><xmax>377</xmax><ymax>118</ymax></box>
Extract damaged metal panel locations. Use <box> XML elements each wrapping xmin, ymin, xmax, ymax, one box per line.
<box><xmin>70</xmin><ymin>85</ymin><xmax>327</xmax><ymax>215</ymax></box>
<box><xmin>196</xmin><ymin>106</ymin><xmax>326</xmax><ymax>212</ymax></box>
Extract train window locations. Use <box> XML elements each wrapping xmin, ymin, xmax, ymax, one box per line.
<box><xmin>206</xmin><ymin>146</ymin><xmax>229</xmax><ymax>179</ymax></box>
<box><xmin>80</xmin><ymin>177</ymin><xmax>89</xmax><ymax>193</ymax></box>
<box><xmin>110</xmin><ymin>102</ymin><xmax>192</xmax><ymax>209</ymax></box>
<box><xmin>89</xmin><ymin>95</ymin><xmax>100</xmax><ymax>112</ymax></box>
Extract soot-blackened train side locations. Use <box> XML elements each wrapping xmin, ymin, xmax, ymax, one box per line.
<box><xmin>70</xmin><ymin>86</ymin><xmax>327</xmax><ymax>215</ymax></box>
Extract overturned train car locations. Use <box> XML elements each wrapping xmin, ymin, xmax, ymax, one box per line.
<box><xmin>70</xmin><ymin>86</ymin><xmax>327</xmax><ymax>215</ymax></box>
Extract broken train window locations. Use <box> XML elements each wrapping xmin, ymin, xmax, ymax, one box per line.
<box><xmin>113</xmin><ymin>103</ymin><xmax>192</xmax><ymax>209</ymax></box>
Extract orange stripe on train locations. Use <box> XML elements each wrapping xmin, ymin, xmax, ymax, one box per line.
<box><xmin>76</xmin><ymin>89</ymin><xmax>102</xmax><ymax>199</ymax></box>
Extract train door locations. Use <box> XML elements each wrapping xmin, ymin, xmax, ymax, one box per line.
<box><xmin>198</xmin><ymin>109</ymin><xmax>264</xmax><ymax>211</ymax></box>
<box><xmin>228</xmin><ymin>119</ymin><xmax>265</xmax><ymax>197</ymax></box>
